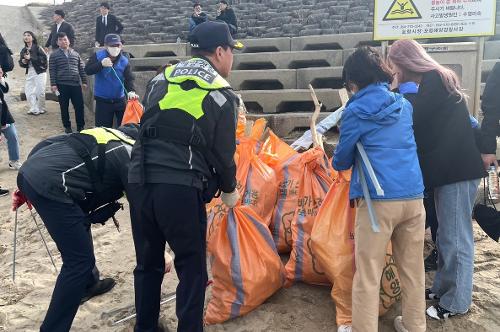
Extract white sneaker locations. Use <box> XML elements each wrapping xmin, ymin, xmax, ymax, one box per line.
<box><xmin>337</xmin><ymin>325</ymin><xmax>352</xmax><ymax>332</ymax></box>
<box><xmin>394</xmin><ymin>316</ymin><xmax>409</xmax><ymax>332</ymax></box>
<box><xmin>9</xmin><ymin>160</ymin><xmax>22</xmax><ymax>170</ymax></box>
<box><xmin>38</xmin><ymin>109</ymin><xmax>46</xmax><ymax>114</ymax></box>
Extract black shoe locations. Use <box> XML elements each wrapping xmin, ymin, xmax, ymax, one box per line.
<box><xmin>424</xmin><ymin>248</ymin><xmax>438</xmax><ymax>272</ymax></box>
<box><xmin>64</xmin><ymin>127</ymin><xmax>73</xmax><ymax>134</ymax></box>
<box><xmin>426</xmin><ymin>304</ymin><xmax>465</xmax><ymax>320</ymax></box>
<box><xmin>81</xmin><ymin>278</ymin><xmax>116</xmax><ymax>304</ymax></box>
<box><xmin>77</xmin><ymin>126</ymin><xmax>84</xmax><ymax>132</ymax></box>
<box><xmin>0</xmin><ymin>187</ymin><xmax>9</xmax><ymax>197</ymax></box>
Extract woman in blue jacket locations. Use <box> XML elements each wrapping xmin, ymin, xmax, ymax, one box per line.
<box><xmin>333</xmin><ymin>47</ymin><xmax>425</xmax><ymax>332</ymax></box>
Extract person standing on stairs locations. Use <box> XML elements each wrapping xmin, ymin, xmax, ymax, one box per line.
<box><xmin>45</xmin><ymin>9</ymin><xmax>75</xmax><ymax>52</ymax></box>
<box><xmin>95</xmin><ymin>2</ymin><xmax>124</xmax><ymax>47</ymax></box>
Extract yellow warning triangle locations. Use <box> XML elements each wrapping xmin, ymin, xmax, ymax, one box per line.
<box><xmin>383</xmin><ymin>0</ymin><xmax>421</xmax><ymax>21</ymax></box>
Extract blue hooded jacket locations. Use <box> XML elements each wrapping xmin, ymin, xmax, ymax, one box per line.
<box><xmin>333</xmin><ymin>83</ymin><xmax>424</xmax><ymax>200</ymax></box>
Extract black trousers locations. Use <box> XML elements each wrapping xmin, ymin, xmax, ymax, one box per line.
<box><xmin>424</xmin><ymin>189</ymin><xmax>438</xmax><ymax>243</ymax></box>
<box><xmin>17</xmin><ymin>174</ymin><xmax>99</xmax><ymax>332</ymax></box>
<box><xmin>95</xmin><ymin>98</ymin><xmax>126</xmax><ymax>128</ymax></box>
<box><xmin>57</xmin><ymin>84</ymin><xmax>85</xmax><ymax>130</ymax></box>
<box><xmin>128</xmin><ymin>183</ymin><xmax>207</xmax><ymax>332</ymax></box>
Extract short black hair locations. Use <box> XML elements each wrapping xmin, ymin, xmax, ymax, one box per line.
<box><xmin>57</xmin><ymin>32</ymin><xmax>68</xmax><ymax>39</ymax></box>
<box><xmin>54</xmin><ymin>9</ymin><xmax>65</xmax><ymax>18</ymax></box>
<box><xmin>100</xmin><ymin>2</ymin><xmax>110</xmax><ymax>9</ymax></box>
<box><xmin>190</xmin><ymin>45</ymin><xmax>230</xmax><ymax>57</ymax></box>
<box><xmin>219</xmin><ymin>0</ymin><xmax>228</xmax><ymax>5</ymax></box>
<box><xmin>193</xmin><ymin>3</ymin><xmax>201</xmax><ymax>8</ymax></box>
<box><xmin>342</xmin><ymin>46</ymin><xmax>392</xmax><ymax>92</ymax></box>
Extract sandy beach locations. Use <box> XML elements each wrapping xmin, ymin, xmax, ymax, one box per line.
<box><xmin>0</xmin><ymin>6</ymin><xmax>499</xmax><ymax>330</ymax></box>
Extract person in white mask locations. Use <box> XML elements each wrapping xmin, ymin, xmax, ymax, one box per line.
<box><xmin>85</xmin><ymin>34</ymin><xmax>137</xmax><ymax>127</ymax></box>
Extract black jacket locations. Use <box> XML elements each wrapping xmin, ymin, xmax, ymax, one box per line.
<box><xmin>49</xmin><ymin>48</ymin><xmax>87</xmax><ymax>87</ymax></box>
<box><xmin>19</xmin><ymin>44</ymin><xmax>48</xmax><ymax>75</ymax></box>
<box><xmin>45</xmin><ymin>21</ymin><xmax>75</xmax><ymax>49</ymax></box>
<box><xmin>479</xmin><ymin>62</ymin><xmax>500</xmax><ymax>154</ymax></box>
<box><xmin>19</xmin><ymin>133</ymin><xmax>133</xmax><ymax>210</ymax></box>
<box><xmin>409</xmin><ymin>70</ymin><xmax>485</xmax><ymax>188</ymax></box>
<box><xmin>0</xmin><ymin>81</ymin><xmax>15</xmax><ymax>126</ymax></box>
<box><xmin>216</xmin><ymin>8</ymin><xmax>237</xmax><ymax>31</ymax></box>
<box><xmin>128</xmin><ymin>58</ymin><xmax>238</xmax><ymax>193</ymax></box>
<box><xmin>95</xmin><ymin>14</ymin><xmax>124</xmax><ymax>46</ymax></box>
<box><xmin>0</xmin><ymin>45</ymin><xmax>14</xmax><ymax>73</ymax></box>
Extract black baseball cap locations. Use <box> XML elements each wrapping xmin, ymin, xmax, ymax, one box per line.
<box><xmin>189</xmin><ymin>21</ymin><xmax>243</xmax><ymax>51</ymax></box>
<box><xmin>104</xmin><ymin>34</ymin><xmax>122</xmax><ymax>46</ymax></box>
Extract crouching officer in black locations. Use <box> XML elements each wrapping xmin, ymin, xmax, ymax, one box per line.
<box><xmin>127</xmin><ymin>21</ymin><xmax>242</xmax><ymax>332</ymax></box>
<box><xmin>16</xmin><ymin>124</ymin><xmax>138</xmax><ymax>332</ymax></box>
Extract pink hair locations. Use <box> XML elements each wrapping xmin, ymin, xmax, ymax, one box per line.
<box><xmin>388</xmin><ymin>39</ymin><xmax>464</xmax><ymax>100</ymax></box>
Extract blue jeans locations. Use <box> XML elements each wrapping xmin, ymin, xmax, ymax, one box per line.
<box><xmin>1</xmin><ymin>123</ymin><xmax>20</xmax><ymax>161</ymax></box>
<box><xmin>431</xmin><ymin>178</ymin><xmax>480</xmax><ymax>313</ymax></box>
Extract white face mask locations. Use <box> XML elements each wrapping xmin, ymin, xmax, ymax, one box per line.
<box><xmin>107</xmin><ymin>47</ymin><xmax>121</xmax><ymax>57</ymax></box>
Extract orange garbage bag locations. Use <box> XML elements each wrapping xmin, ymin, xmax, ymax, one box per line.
<box><xmin>121</xmin><ymin>99</ymin><xmax>144</xmax><ymax>125</ymax></box>
<box><xmin>258</xmin><ymin>130</ymin><xmax>297</xmax><ymax>169</ymax></box>
<box><xmin>269</xmin><ymin>153</ymin><xmax>302</xmax><ymax>253</ymax></box>
<box><xmin>205</xmin><ymin>206</ymin><xmax>285</xmax><ymax>324</ymax></box>
<box><xmin>236</xmin><ymin>111</ymin><xmax>247</xmax><ymax>138</ymax></box>
<box><xmin>284</xmin><ymin>147</ymin><xmax>333</xmax><ymax>286</ymax></box>
<box><xmin>207</xmin><ymin>138</ymin><xmax>278</xmax><ymax>241</ymax></box>
<box><xmin>311</xmin><ymin>170</ymin><xmax>402</xmax><ymax>325</ymax></box>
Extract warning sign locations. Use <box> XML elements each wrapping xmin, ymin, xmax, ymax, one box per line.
<box><xmin>374</xmin><ymin>0</ymin><xmax>497</xmax><ymax>41</ymax></box>
<box><xmin>383</xmin><ymin>0</ymin><xmax>421</xmax><ymax>21</ymax></box>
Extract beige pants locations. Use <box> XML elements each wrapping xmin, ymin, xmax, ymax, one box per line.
<box><xmin>352</xmin><ymin>199</ymin><xmax>426</xmax><ymax>332</ymax></box>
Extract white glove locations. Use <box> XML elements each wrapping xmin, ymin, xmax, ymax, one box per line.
<box><xmin>221</xmin><ymin>188</ymin><xmax>240</xmax><ymax>208</ymax></box>
<box><xmin>0</xmin><ymin>77</ymin><xmax>5</xmax><ymax>86</ymax></box>
<box><xmin>127</xmin><ymin>91</ymin><xmax>139</xmax><ymax>100</ymax></box>
<box><xmin>101</xmin><ymin>57</ymin><xmax>113</xmax><ymax>67</ymax></box>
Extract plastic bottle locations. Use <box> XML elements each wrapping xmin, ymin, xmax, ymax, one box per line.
<box><xmin>487</xmin><ymin>165</ymin><xmax>499</xmax><ymax>200</ymax></box>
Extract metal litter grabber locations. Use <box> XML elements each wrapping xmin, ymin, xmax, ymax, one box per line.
<box><xmin>12</xmin><ymin>203</ymin><xmax>58</xmax><ymax>282</ymax></box>
<box><xmin>110</xmin><ymin>292</ymin><xmax>177</xmax><ymax>326</ymax></box>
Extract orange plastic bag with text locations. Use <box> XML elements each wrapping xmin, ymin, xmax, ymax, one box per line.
<box><xmin>121</xmin><ymin>99</ymin><xmax>144</xmax><ymax>125</ymax></box>
<box><xmin>284</xmin><ymin>147</ymin><xmax>333</xmax><ymax>286</ymax></box>
<box><xmin>205</xmin><ymin>206</ymin><xmax>285</xmax><ymax>324</ymax></box>
<box><xmin>207</xmin><ymin>138</ymin><xmax>278</xmax><ymax>241</ymax></box>
<box><xmin>311</xmin><ymin>170</ymin><xmax>402</xmax><ymax>325</ymax></box>
<box><xmin>269</xmin><ymin>153</ymin><xmax>302</xmax><ymax>253</ymax></box>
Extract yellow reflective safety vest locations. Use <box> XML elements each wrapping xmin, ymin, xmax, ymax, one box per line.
<box><xmin>66</xmin><ymin>127</ymin><xmax>135</xmax><ymax>195</ymax></box>
<box><xmin>80</xmin><ymin>127</ymin><xmax>135</xmax><ymax>146</ymax></box>
<box><xmin>158</xmin><ymin>58</ymin><xmax>231</xmax><ymax>119</ymax></box>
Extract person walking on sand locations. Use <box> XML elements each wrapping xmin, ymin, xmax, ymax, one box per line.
<box><xmin>49</xmin><ymin>32</ymin><xmax>87</xmax><ymax>133</ymax></box>
<box><xmin>388</xmin><ymin>39</ymin><xmax>485</xmax><ymax>321</ymax></box>
<box><xmin>333</xmin><ymin>46</ymin><xmax>426</xmax><ymax>332</ymax></box>
<box><xmin>0</xmin><ymin>66</ymin><xmax>22</xmax><ymax>170</ymax></box>
<box><xmin>20</xmin><ymin>31</ymin><xmax>48</xmax><ymax>116</ymax></box>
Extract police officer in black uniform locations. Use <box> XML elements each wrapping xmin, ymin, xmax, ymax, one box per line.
<box><xmin>16</xmin><ymin>125</ymin><xmax>138</xmax><ymax>332</ymax></box>
<box><xmin>127</xmin><ymin>21</ymin><xmax>242</xmax><ymax>332</ymax></box>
